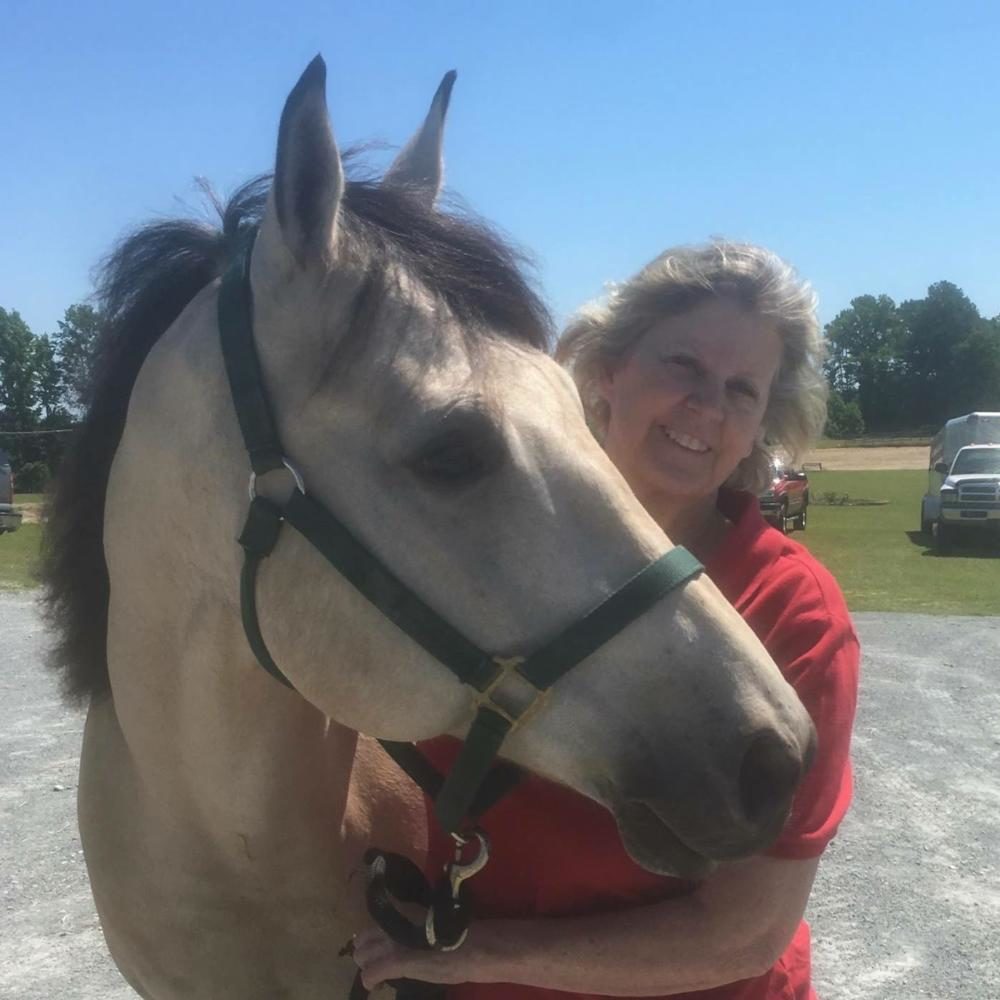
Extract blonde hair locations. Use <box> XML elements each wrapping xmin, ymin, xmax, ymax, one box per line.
<box><xmin>556</xmin><ymin>241</ymin><xmax>828</xmax><ymax>493</ymax></box>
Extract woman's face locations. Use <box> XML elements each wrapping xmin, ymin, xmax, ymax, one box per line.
<box><xmin>598</xmin><ymin>298</ymin><xmax>782</xmax><ymax>505</ymax></box>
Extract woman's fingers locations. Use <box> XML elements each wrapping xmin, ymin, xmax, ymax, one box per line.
<box><xmin>352</xmin><ymin>929</ymin><xmax>399</xmax><ymax>990</ymax></box>
<box><xmin>352</xmin><ymin>927</ymin><xmax>390</xmax><ymax>958</ymax></box>
<box><xmin>351</xmin><ymin>926</ymin><xmax>474</xmax><ymax>989</ymax></box>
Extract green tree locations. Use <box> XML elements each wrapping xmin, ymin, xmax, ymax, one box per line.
<box><xmin>823</xmin><ymin>294</ymin><xmax>908</xmax><ymax>431</ymax></box>
<box><xmin>1</xmin><ymin>307</ymin><xmax>76</xmax><ymax>475</ymax></box>
<box><xmin>949</xmin><ymin>320</ymin><xmax>1000</xmax><ymax>415</ymax></box>
<box><xmin>0</xmin><ymin>307</ymin><xmax>41</xmax><ymax>429</ymax></box>
<box><xmin>899</xmin><ymin>281</ymin><xmax>981</xmax><ymax>425</ymax></box>
<box><xmin>33</xmin><ymin>335</ymin><xmax>69</xmax><ymax>423</ymax></box>
<box><xmin>53</xmin><ymin>303</ymin><xmax>102</xmax><ymax>410</ymax></box>
<box><xmin>825</xmin><ymin>390</ymin><xmax>865</xmax><ymax>438</ymax></box>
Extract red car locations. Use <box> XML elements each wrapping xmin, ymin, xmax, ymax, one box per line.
<box><xmin>758</xmin><ymin>461</ymin><xmax>809</xmax><ymax>533</ymax></box>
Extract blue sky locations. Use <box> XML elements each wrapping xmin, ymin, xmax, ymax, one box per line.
<box><xmin>4</xmin><ymin>1</ymin><xmax>999</xmax><ymax>339</ymax></box>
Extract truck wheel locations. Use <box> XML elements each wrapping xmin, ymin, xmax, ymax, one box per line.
<box><xmin>794</xmin><ymin>499</ymin><xmax>808</xmax><ymax>531</ymax></box>
<box><xmin>778</xmin><ymin>501</ymin><xmax>789</xmax><ymax>534</ymax></box>
<box><xmin>933</xmin><ymin>522</ymin><xmax>952</xmax><ymax>552</ymax></box>
<box><xmin>920</xmin><ymin>500</ymin><xmax>933</xmax><ymax>536</ymax></box>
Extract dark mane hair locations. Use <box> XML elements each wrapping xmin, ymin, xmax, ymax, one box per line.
<box><xmin>41</xmin><ymin>171</ymin><xmax>553</xmax><ymax>703</ymax></box>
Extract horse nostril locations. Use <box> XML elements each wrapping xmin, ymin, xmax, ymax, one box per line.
<box><xmin>738</xmin><ymin>732</ymin><xmax>803</xmax><ymax>826</ymax></box>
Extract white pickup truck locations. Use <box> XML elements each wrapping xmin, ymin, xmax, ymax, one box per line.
<box><xmin>920</xmin><ymin>412</ymin><xmax>1000</xmax><ymax>548</ymax></box>
<box><xmin>0</xmin><ymin>448</ymin><xmax>23</xmax><ymax>534</ymax></box>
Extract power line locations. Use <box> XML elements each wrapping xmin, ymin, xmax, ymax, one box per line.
<box><xmin>0</xmin><ymin>428</ymin><xmax>77</xmax><ymax>437</ymax></box>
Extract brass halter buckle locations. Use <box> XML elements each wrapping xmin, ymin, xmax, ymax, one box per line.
<box><xmin>425</xmin><ymin>829</ymin><xmax>490</xmax><ymax>951</ymax></box>
<box><xmin>473</xmin><ymin>656</ymin><xmax>550</xmax><ymax>729</ymax></box>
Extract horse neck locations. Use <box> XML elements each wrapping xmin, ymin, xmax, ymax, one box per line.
<box><xmin>102</xmin><ymin>282</ymin><xmax>361</xmax><ymax>840</ymax></box>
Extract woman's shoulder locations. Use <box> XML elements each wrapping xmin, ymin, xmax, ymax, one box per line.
<box><xmin>763</xmin><ymin>533</ymin><xmax>853</xmax><ymax>628</ymax></box>
<box><xmin>712</xmin><ymin>490</ymin><xmax>855</xmax><ymax>641</ymax></box>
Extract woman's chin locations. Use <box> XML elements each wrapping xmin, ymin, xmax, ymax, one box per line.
<box><xmin>641</xmin><ymin>450</ymin><xmax>720</xmax><ymax>498</ymax></box>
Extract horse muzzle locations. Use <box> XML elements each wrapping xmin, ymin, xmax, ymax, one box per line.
<box><xmin>609</xmin><ymin>720</ymin><xmax>817</xmax><ymax>877</ymax></box>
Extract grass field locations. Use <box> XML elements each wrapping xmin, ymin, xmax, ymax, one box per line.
<box><xmin>1</xmin><ymin>495</ymin><xmax>44</xmax><ymax>589</ymax></box>
<box><xmin>2</xmin><ymin>476</ymin><xmax>997</xmax><ymax>613</ymax></box>
<box><xmin>0</xmin><ymin>523</ymin><xmax>42</xmax><ymax>590</ymax></box>
<box><xmin>798</xmin><ymin>470</ymin><xmax>999</xmax><ymax>615</ymax></box>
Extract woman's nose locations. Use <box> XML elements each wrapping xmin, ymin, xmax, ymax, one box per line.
<box><xmin>685</xmin><ymin>377</ymin><xmax>725</xmax><ymax>418</ymax></box>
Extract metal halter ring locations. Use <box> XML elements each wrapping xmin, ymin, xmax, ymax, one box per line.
<box><xmin>248</xmin><ymin>458</ymin><xmax>305</xmax><ymax>501</ymax></box>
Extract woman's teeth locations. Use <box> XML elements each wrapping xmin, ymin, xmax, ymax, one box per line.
<box><xmin>663</xmin><ymin>428</ymin><xmax>710</xmax><ymax>453</ymax></box>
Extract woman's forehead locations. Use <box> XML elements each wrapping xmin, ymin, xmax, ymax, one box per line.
<box><xmin>640</xmin><ymin>303</ymin><xmax>781</xmax><ymax>370</ymax></box>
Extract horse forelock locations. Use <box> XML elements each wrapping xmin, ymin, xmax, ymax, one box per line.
<box><xmin>41</xmin><ymin>163</ymin><xmax>552</xmax><ymax>704</ymax></box>
<box><xmin>339</xmin><ymin>179</ymin><xmax>552</xmax><ymax>351</ymax></box>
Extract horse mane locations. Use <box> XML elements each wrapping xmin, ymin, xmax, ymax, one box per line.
<box><xmin>41</xmin><ymin>168</ymin><xmax>553</xmax><ymax>704</ymax></box>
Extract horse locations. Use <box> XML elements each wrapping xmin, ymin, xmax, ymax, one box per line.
<box><xmin>41</xmin><ymin>57</ymin><xmax>815</xmax><ymax>998</ymax></box>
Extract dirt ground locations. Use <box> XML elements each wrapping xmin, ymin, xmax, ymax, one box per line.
<box><xmin>801</xmin><ymin>446</ymin><xmax>927</xmax><ymax>471</ymax></box>
<box><xmin>17</xmin><ymin>503</ymin><xmax>42</xmax><ymax>525</ymax></box>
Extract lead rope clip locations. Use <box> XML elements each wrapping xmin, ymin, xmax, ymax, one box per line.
<box><xmin>425</xmin><ymin>829</ymin><xmax>490</xmax><ymax>951</ymax></box>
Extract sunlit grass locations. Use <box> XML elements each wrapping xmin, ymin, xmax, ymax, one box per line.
<box><xmin>799</xmin><ymin>471</ymin><xmax>999</xmax><ymax>615</ymax></box>
<box><xmin>2</xmin><ymin>475</ymin><xmax>997</xmax><ymax>613</ymax></box>
<box><xmin>0</xmin><ymin>523</ymin><xmax>42</xmax><ymax>590</ymax></box>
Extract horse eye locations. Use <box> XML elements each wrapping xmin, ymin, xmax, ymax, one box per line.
<box><xmin>409</xmin><ymin>425</ymin><xmax>503</xmax><ymax>489</ymax></box>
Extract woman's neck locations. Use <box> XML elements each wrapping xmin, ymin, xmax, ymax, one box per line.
<box><xmin>640</xmin><ymin>488</ymin><xmax>730</xmax><ymax>562</ymax></box>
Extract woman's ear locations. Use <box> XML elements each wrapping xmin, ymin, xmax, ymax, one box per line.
<box><xmin>745</xmin><ymin>426</ymin><xmax>767</xmax><ymax>460</ymax></box>
<box><xmin>596</xmin><ymin>359</ymin><xmax>619</xmax><ymax>402</ymax></box>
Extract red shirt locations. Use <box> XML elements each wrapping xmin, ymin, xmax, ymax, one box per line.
<box><xmin>421</xmin><ymin>490</ymin><xmax>859</xmax><ymax>1000</ymax></box>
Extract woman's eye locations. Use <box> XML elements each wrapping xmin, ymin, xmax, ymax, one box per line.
<box><xmin>729</xmin><ymin>381</ymin><xmax>759</xmax><ymax>401</ymax></box>
<box><xmin>663</xmin><ymin>354</ymin><xmax>698</xmax><ymax>372</ymax></box>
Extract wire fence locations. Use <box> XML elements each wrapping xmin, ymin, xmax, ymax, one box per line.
<box><xmin>0</xmin><ymin>428</ymin><xmax>77</xmax><ymax>437</ymax></box>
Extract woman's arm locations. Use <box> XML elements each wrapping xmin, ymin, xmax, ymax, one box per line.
<box><xmin>353</xmin><ymin>853</ymin><xmax>819</xmax><ymax>995</ymax></box>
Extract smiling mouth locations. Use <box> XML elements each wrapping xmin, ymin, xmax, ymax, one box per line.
<box><xmin>661</xmin><ymin>427</ymin><xmax>712</xmax><ymax>454</ymax></box>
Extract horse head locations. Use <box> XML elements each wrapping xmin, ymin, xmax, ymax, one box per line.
<box><xmin>229</xmin><ymin>56</ymin><xmax>814</xmax><ymax>873</ymax></box>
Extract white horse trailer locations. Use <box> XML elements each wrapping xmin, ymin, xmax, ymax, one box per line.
<box><xmin>921</xmin><ymin>412</ymin><xmax>1000</xmax><ymax>546</ymax></box>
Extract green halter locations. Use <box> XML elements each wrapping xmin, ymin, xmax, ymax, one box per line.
<box><xmin>218</xmin><ymin>236</ymin><xmax>704</xmax><ymax>835</ymax></box>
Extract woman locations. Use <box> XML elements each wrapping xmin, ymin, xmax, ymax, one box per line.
<box><xmin>354</xmin><ymin>241</ymin><xmax>860</xmax><ymax>999</ymax></box>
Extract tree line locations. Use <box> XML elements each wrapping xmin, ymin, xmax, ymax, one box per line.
<box><xmin>824</xmin><ymin>281</ymin><xmax>1000</xmax><ymax>437</ymax></box>
<box><xmin>3</xmin><ymin>279</ymin><xmax>1000</xmax><ymax>488</ymax></box>
<box><xmin>0</xmin><ymin>304</ymin><xmax>99</xmax><ymax>490</ymax></box>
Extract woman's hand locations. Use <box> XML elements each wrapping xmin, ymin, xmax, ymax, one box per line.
<box><xmin>351</xmin><ymin>926</ymin><xmax>487</xmax><ymax>992</ymax></box>
<box><xmin>353</xmin><ymin>855</ymin><xmax>820</xmax><ymax>996</ymax></box>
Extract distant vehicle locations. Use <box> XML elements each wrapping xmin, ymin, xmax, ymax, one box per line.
<box><xmin>920</xmin><ymin>412</ymin><xmax>1000</xmax><ymax>549</ymax></box>
<box><xmin>758</xmin><ymin>460</ymin><xmax>809</xmax><ymax>533</ymax></box>
<box><xmin>0</xmin><ymin>448</ymin><xmax>23</xmax><ymax>534</ymax></box>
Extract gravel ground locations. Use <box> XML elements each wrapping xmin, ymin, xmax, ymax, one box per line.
<box><xmin>807</xmin><ymin>611</ymin><xmax>1000</xmax><ymax>1000</ymax></box>
<box><xmin>0</xmin><ymin>591</ymin><xmax>134</xmax><ymax>1000</ymax></box>
<box><xmin>1</xmin><ymin>593</ymin><xmax>998</xmax><ymax>999</ymax></box>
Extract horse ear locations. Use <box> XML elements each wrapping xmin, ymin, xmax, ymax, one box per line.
<box><xmin>273</xmin><ymin>55</ymin><xmax>344</xmax><ymax>267</ymax></box>
<box><xmin>383</xmin><ymin>70</ymin><xmax>457</xmax><ymax>205</ymax></box>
